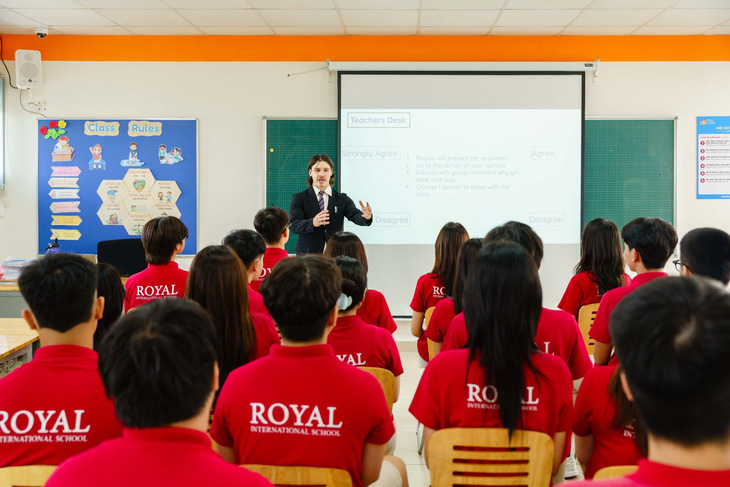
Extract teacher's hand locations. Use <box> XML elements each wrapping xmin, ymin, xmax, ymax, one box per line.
<box><xmin>313</xmin><ymin>210</ymin><xmax>329</xmax><ymax>227</ymax></box>
<box><xmin>359</xmin><ymin>201</ymin><xmax>372</xmax><ymax>220</ymax></box>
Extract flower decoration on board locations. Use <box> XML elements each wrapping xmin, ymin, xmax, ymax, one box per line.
<box><xmin>39</xmin><ymin>120</ymin><xmax>67</xmax><ymax>140</ymax></box>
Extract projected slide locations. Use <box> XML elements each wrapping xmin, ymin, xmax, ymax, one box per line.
<box><xmin>340</xmin><ymin>73</ymin><xmax>583</xmax><ymax>245</ymax></box>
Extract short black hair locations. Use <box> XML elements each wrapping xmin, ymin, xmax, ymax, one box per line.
<box><xmin>335</xmin><ymin>256</ymin><xmax>367</xmax><ymax>312</ymax></box>
<box><xmin>141</xmin><ymin>216</ymin><xmax>189</xmax><ymax>265</ymax></box>
<box><xmin>18</xmin><ymin>253</ymin><xmax>98</xmax><ymax>333</ymax></box>
<box><xmin>484</xmin><ymin>221</ymin><xmax>544</xmax><ymax>268</ymax></box>
<box><xmin>98</xmin><ymin>298</ymin><xmax>217</xmax><ymax>428</ymax></box>
<box><xmin>611</xmin><ymin>276</ymin><xmax>730</xmax><ymax>446</ymax></box>
<box><xmin>621</xmin><ymin>217</ymin><xmax>677</xmax><ymax>270</ymax></box>
<box><xmin>222</xmin><ymin>229</ymin><xmax>266</xmax><ymax>268</ymax></box>
<box><xmin>254</xmin><ymin>207</ymin><xmax>290</xmax><ymax>245</ymax></box>
<box><xmin>94</xmin><ymin>263</ymin><xmax>125</xmax><ymax>350</ymax></box>
<box><xmin>680</xmin><ymin>227</ymin><xmax>730</xmax><ymax>285</ymax></box>
<box><xmin>260</xmin><ymin>256</ymin><xmax>341</xmax><ymax>342</ymax></box>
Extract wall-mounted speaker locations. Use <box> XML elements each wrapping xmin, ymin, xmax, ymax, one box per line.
<box><xmin>15</xmin><ymin>49</ymin><xmax>42</xmax><ymax>89</ymax></box>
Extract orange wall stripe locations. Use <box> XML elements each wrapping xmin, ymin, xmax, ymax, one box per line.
<box><xmin>2</xmin><ymin>35</ymin><xmax>729</xmax><ymax>62</ymax></box>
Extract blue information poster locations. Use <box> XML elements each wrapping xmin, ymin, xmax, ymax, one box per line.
<box><xmin>37</xmin><ymin>119</ymin><xmax>197</xmax><ymax>254</ymax></box>
<box><xmin>697</xmin><ymin>116</ymin><xmax>730</xmax><ymax>200</ymax></box>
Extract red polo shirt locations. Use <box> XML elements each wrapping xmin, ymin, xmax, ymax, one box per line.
<box><xmin>568</xmin><ymin>459</ymin><xmax>730</xmax><ymax>487</ymax></box>
<box><xmin>251</xmin><ymin>312</ymin><xmax>280</xmax><ymax>360</ymax></box>
<box><xmin>357</xmin><ymin>289</ymin><xmax>398</xmax><ymax>334</ymax></box>
<box><xmin>328</xmin><ymin>315</ymin><xmax>403</xmax><ymax>377</ymax></box>
<box><xmin>558</xmin><ymin>271</ymin><xmax>632</xmax><ymax>318</ymax></box>
<box><xmin>0</xmin><ymin>345</ymin><xmax>122</xmax><ymax>467</ymax></box>
<box><xmin>410</xmin><ymin>273</ymin><xmax>446</xmax><ymax>361</ymax></box>
<box><xmin>124</xmin><ymin>261</ymin><xmax>188</xmax><ymax>312</ymax></box>
<box><xmin>424</xmin><ymin>297</ymin><xmax>457</xmax><ymax>344</ymax></box>
<box><xmin>45</xmin><ymin>427</ymin><xmax>273</xmax><ymax>487</ymax></box>
<box><xmin>249</xmin><ymin>284</ymin><xmax>271</xmax><ymax>317</ymax></box>
<box><xmin>251</xmin><ymin>247</ymin><xmax>289</xmax><ymax>293</ymax></box>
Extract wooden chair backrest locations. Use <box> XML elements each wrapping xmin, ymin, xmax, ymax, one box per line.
<box><xmin>357</xmin><ymin>366</ymin><xmax>396</xmax><ymax>413</ymax></box>
<box><xmin>425</xmin><ymin>306</ymin><xmax>436</xmax><ymax>360</ymax></box>
<box><xmin>243</xmin><ymin>465</ymin><xmax>353</xmax><ymax>487</ymax></box>
<box><xmin>427</xmin><ymin>428</ymin><xmax>554</xmax><ymax>487</ymax></box>
<box><xmin>593</xmin><ymin>465</ymin><xmax>638</xmax><ymax>480</ymax></box>
<box><xmin>578</xmin><ymin>303</ymin><xmax>600</xmax><ymax>356</ymax></box>
<box><xmin>0</xmin><ymin>465</ymin><xmax>57</xmax><ymax>487</ymax></box>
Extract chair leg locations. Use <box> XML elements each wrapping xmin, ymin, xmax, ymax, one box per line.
<box><xmin>416</xmin><ymin>422</ymin><xmax>425</xmax><ymax>455</ymax></box>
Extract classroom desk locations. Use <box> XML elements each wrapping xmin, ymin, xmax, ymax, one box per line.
<box><xmin>0</xmin><ymin>281</ymin><xmax>27</xmax><ymax>319</ymax></box>
<box><xmin>0</xmin><ymin>318</ymin><xmax>39</xmax><ymax>378</ymax></box>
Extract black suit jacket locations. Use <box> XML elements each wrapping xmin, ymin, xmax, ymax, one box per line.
<box><xmin>289</xmin><ymin>187</ymin><xmax>372</xmax><ymax>255</ymax></box>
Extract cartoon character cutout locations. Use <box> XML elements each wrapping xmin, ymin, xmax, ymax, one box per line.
<box><xmin>169</xmin><ymin>147</ymin><xmax>183</xmax><ymax>164</ymax></box>
<box><xmin>129</xmin><ymin>143</ymin><xmax>139</xmax><ymax>163</ymax></box>
<box><xmin>158</xmin><ymin>192</ymin><xmax>164</xmax><ymax>202</ymax></box>
<box><xmin>158</xmin><ymin>144</ymin><xmax>167</xmax><ymax>164</ymax></box>
<box><xmin>89</xmin><ymin>144</ymin><xmax>106</xmax><ymax>170</ymax></box>
<box><xmin>107</xmin><ymin>213</ymin><xmax>120</xmax><ymax>225</ymax></box>
<box><xmin>107</xmin><ymin>189</ymin><xmax>118</xmax><ymax>202</ymax></box>
<box><xmin>166</xmin><ymin>191</ymin><xmax>173</xmax><ymax>204</ymax></box>
<box><xmin>54</xmin><ymin>136</ymin><xmax>70</xmax><ymax>152</ymax></box>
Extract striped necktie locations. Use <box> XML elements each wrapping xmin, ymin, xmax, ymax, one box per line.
<box><xmin>318</xmin><ymin>191</ymin><xmax>325</xmax><ymax>212</ymax></box>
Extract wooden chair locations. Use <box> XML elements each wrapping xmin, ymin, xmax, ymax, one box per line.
<box><xmin>243</xmin><ymin>465</ymin><xmax>352</xmax><ymax>487</ymax></box>
<box><xmin>593</xmin><ymin>465</ymin><xmax>638</xmax><ymax>480</ymax></box>
<box><xmin>357</xmin><ymin>366</ymin><xmax>396</xmax><ymax>413</ymax></box>
<box><xmin>0</xmin><ymin>465</ymin><xmax>57</xmax><ymax>487</ymax></box>
<box><xmin>578</xmin><ymin>303</ymin><xmax>600</xmax><ymax>356</ymax></box>
<box><xmin>425</xmin><ymin>306</ymin><xmax>436</xmax><ymax>360</ymax></box>
<box><xmin>427</xmin><ymin>428</ymin><xmax>554</xmax><ymax>487</ymax></box>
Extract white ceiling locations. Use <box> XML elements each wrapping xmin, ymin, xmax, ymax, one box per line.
<box><xmin>0</xmin><ymin>0</ymin><xmax>729</xmax><ymax>36</ymax></box>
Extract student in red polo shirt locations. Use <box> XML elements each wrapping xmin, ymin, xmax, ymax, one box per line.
<box><xmin>222</xmin><ymin>228</ymin><xmax>270</xmax><ymax>317</ymax></box>
<box><xmin>211</xmin><ymin>256</ymin><xmax>408</xmax><ymax>487</ymax></box>
<box><xmin>424</xmin><ymin>238</ymin><xmax>481</xmax><ymax>356</ymax></box>
<box><xmin>570</xmin><ymin>277</ymin><xmax>730</xmax><ymax>487</ymax></box>
<box><xmin>186</xmin><ymin>245</ymin><xmax>279</xmax><ymax>388</ymax></box>
<box><xmin>410</xmin><ymin>222</ymin><xmax>468</xmax><ymax>364</ymax></box>
<box><xmin>328</xmin><ymin>257</ymin><xmax>403</xmax><ymax>396</ymax></box>
<box><xmin>0</xmin><ymin>254</ymin><xmax>122</xmax><ymax>467</ymax></box>
<box><xmin>253</xmin><ymin>206</ymin><xmax>291</xmax><ymax>292</ymax></box>
<box><xmin>45</xmin><ymin>299</ymin><xmax>273</xmax><ymax>487</ymax></box>
<box><xmin>558</xmin><ymin>218</ymin><xmax>631</xmax><ymax>318</ymax></box>
<box><xmin>591</xmin><ymin>218</ymin><xmax>677</xmax><ymax>365</ymax></box>
<box><xmin>676</xmin><ymin>226</ymin><xmax>730</xmax><ymax>285</ymax></box>
<box><xmin>324</xmin><ymin>231</ymin><xmax>397</xmax><ymax>334</ymax></box>
<box><xmin>124</xmin><ymin>216</ymin><xmax>188</xmax><ymax>311</ymax></box>
<box><xmin>410</xmin><ymin>241</ymin><xmax>573</xmax><ymax>481</ymax></box>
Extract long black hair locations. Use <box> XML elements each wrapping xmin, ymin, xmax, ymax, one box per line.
<box><xmin>431</xmin><ymin>222</ymin><xmax>469</xmax><ymax>296</ymax></box>
<box><xmin>463</xmin><ymin>240</ymin><xmax>542</xmax><ymax>438</ymax></box>
<box><xmin>575</xmin><ymin>218</ymin><xmax>626</xmax><ymax>296</ymax></box>
<box><xmin>451</xmin><ymin>238</ymin><xmax>483</xmax><ymax>314</ymax></box>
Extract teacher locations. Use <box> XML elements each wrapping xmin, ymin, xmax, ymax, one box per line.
<box><xmin>289</xmin><ymin>155</ymin><xmax>372</xmax><ymax>255</ymax></box>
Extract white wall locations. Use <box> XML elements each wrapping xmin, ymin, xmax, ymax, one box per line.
<box><xmin>2</xmin><ymin>61</ymin><xmax>728</xmax><ymax>314</ymax></box>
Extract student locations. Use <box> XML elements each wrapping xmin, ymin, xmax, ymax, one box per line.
<box><xmin>591</xmin><ymin>217</ymin><xmax>677</xmax><ymax>365</ymax></box>
<box><xmin>211</xmin><ymin>256</ymin><xmax>407</xmax><ymax>487</ymax></box>
<box><xmin>124</xmin><ymin>216</ymin><xmax>188</xmax><ymax>311</ymax></box>
<box><xmin>410</xmin><ymin>241</ymin><xmax>573</xmax><ymax>479</ymax></box>
<box><xmin>324</xmin><ymin>231</ymin><xmax>397</xmax><ymax>333</ymax></box>
<box><xmin>424</xmin><ymin>238</ymin><xmax>481</xmax><ymax>356</ymax></box>
<box><xmin>327</xmin><ymin>256</ymin><xmax>403</xmax><ymax>400</ymax></box>
<box><xmin>252</xmin><ymin>206</ymin><xmax>290</xmax><ymax>292</ymax></box>
<box><xmin>45</xmin><ymin>299</ymin><xmax>273</xmax><ymax>487</ymax></box>
<box><xmin>410</xmin><ymin>222</ymin><xmax>468</xmax><ymax>363</ymax></box>
<box><xmin>222</xmin><ymin>229</ymin><xmax>270</xmax><ymax>316</ymax></box>
<box><xmin>94</xmin><ymin>263</ymin><xmax>125</xmax><ymax>350</ymax></box>
<box><xmin>443</xmin><ymin>222</ymin><xmax>592</xmax><ymax>382</ymax></box>
<box><xmin>558</xmin><ymin>218</ymin><xmax>631</xmax><ymax>318</ymax></box>
<box><xmin>185</xmin><ymin>245</ymin><xmax>280</xmax><ymax>388</ymax></box>
<box><xmin>570</xmin><ymin>277</ymin><xmax>730</xmax><ymax>487</ymax></box>
<box><xmin>675</xmin><ymin>226</ymin><xmax>730</xmax><ymax>285</ymax></box>
<box><xmin>0</xmin><ymin>254</ymin><xmax>122</xmax><ymax>467</ymax></box>
<box><xmin>573</xmin><ymin>362</ymin><xmax>645</xmax><ymax>479</ymax></box>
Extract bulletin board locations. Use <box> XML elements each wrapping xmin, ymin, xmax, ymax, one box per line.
<box><xmin>37</xmin><ymin>118</ymin><xmax>198</xmax><ymax>255</ymax></box>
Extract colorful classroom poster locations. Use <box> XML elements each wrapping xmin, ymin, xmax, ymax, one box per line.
<box><xmin>697</xmin><ymin>116</ymin><xmax>730</xmax><ymax>199</ymax></box>
<box><xmin>37</xmin><ymin>119</ymin><xmax>197</xmax><ymax>254</ymax></box>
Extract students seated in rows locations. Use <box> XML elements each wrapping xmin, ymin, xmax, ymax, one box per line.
<box><xmin>410</xmin><ymin>222</ymin><xmax>468</xmax><ymax>364</ymax></box>
<box><xmin>571</xmin><ymin>277</ymin><xmax>730</xmax><ymax>487</ymax></box>
<box><xmin>46</xmin><ymin>299</ymin><xmax>273</xmax><ymax>487</ymax></box>
<box><xmin>410</xmin><ymin>241</ymin><xmax>573</xmax><ymax>479</ymax></box>
<box><xmin>424</xmin><ymin>238</ymin><xmax>481</xmax><ymax>355</ymax></box>
<box><xmin>124</xmin><ymin>216</ymin><xmax>188</xmax><ymax>311</ymax></box>
<box><xmin>211</xmin><ymin>256</ymin><xmax>407</xmax><ymax>487</ymax></box>
<box><xmin>222</xmin><ymin>229</ymin><xmax>270</xmax><ymax>316</ymax></box>
<box><xmin>0</xmin><ymin>254</ymin><xmax>122</xmax><ymax>467</ymax></box>
<box><xmin>443</xmin><ymin>222</ymin><xmax>592</xmax><ymax>382</ymax></box>
<box><xmin>328</xmin><ymin>256</ymin><xmax>403</xmax><ymax>399</ymax></box>
<box><xmin>676</xmin><ymin>226</ymin><xmax>730</xmax><ymax>285</ymax></box>
<box><xmin>94</xmin><ymin>263</ymin><xmax>124</xmax><ymax>350</ymax></box>
<box><xmin>185</xmin><ymin>245</ymin><xmax>279</xmax><ymax>389</ymax></box>
<box><xmin>558</xmin><ymin>218</ymin><xmax>631</xmax><ymax>318</ymax></box>
<box><xmin>324</xmin><ymin>231</ymin><xmax>397</xmax><ymax>333</ymax></box>
<box><xmin>591</xmin><ymin>218</ymin><xmax>677</xmax><ymax>365</ymax></box>
<box><xmin>252</xmin><ymin>206</ymin><xmax>291</xmax><ymax>292</ymax></box>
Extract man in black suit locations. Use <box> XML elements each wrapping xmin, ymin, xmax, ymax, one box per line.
<box><xmin>289</xmin><ymin>155</ymin><xmax>372</xmax><ymax>255</ymax></box>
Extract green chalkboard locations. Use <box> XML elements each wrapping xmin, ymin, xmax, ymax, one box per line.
<box><xmin>265</xmin><ymin>118</ymin><xmax>675</xmax><ymax>246</ymax></box>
